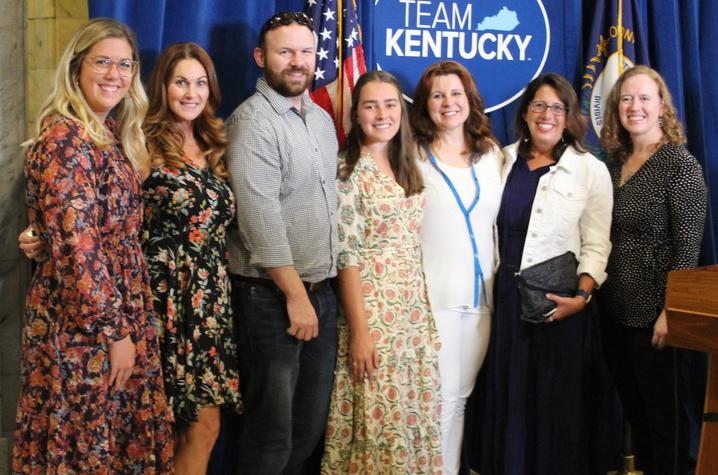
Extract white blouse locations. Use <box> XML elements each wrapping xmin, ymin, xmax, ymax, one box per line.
<box><xmin>418</xmin><ymin>146</ymin><xmax>504</xmax><ymax>312</ymax></box>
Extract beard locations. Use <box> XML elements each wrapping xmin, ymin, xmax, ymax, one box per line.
<box><xmin>264</xmin><ymin>66</ymin><xmax>314</xmax><ymax>98</ymax></box>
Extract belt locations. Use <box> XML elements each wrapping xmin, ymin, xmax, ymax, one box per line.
<box><xmin>236</xmin><ymin>275</ymin><xmax>329</xmax><ymax>293</ymax></box>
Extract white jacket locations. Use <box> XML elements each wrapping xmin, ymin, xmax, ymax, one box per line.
<box><xmin>503</xmin><ymin>142</ymin><xmax>613</xmax><ymax>286</ymax></box>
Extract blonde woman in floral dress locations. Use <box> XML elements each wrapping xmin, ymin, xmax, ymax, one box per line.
<box><xmin>321</xmin><ymin>71</ymin><xmax>442</xmax><ymax>474</ymax></box>
<box><xmin>17</xmin><ymin>40</ymin><xmax>240</xmax><ymax>475</ymax></box>
<box><xmin>13</xmin><ymin>18</ymin><xmax>173</xmax><ymax>473</ymax></box>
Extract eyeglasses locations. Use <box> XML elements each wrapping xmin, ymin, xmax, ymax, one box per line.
<box><xmin>529</xmin><ymin>101</ymin><xmax>567</xmax><ymax>116</ymax></box>
<box><xmin>263</xmin><ymin>11</ymin><xmax>313</xmax><ymax>31</ymax></box>
<box><xmin>85</xmin><ymin>56</ymin><xmax>138</xmax><ymax>77</ymax></box>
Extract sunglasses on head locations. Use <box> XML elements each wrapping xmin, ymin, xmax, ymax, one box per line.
<box><xmin>262</xmin><ymin>11</ymin><xmax>313</xmax><ymax>31</ymax></box>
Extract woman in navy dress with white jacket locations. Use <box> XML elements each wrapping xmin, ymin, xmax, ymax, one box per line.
<box><xmin>480</xmin><ymin>73</ymin><xmax>613</xmax><ymax>475</ymax></box>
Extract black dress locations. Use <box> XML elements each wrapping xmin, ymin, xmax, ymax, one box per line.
<box><xmin>598</xmin><ymin>143</ymin><xmax>707</xmax><ymax>474</ymax></box>
<box><xmin>480</xmin><ymin>156</ymin><xmax>606</xmax><ymax>475</ymax></box>
<box><xmin>142</xmin><ymin>159</ymin><xmax>242</xmax><ymax>427</ymax></box>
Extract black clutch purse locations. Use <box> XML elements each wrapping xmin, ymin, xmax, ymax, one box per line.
<box><xmin>515</xmin><ymin>251</ymin><xmax>578</xmax><ymax>323</ymax></box>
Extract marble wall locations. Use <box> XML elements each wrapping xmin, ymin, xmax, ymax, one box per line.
<box><xmin>26</xmin><ymin>0</ymin><xmax>89</xmax><ymax>134</ymax></box>
<box><xmin>0</xmin><ymin>1</ymin><xmax>28</xmax><ymax>472</ymax></box>
<box><xmin>0</xmin><ymin>1</ymin><xmax>87</xmax><ymax>472</ymax></box>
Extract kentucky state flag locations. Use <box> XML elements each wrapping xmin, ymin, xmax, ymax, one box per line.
<box><xmin>580</xmin><ymin>0</ymin><xmax>649</xmax><ymax>156</ymax></box>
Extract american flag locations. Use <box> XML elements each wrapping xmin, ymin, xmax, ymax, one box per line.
<box><xmin>305</xmin><ymin>0</ymin><xmax>367</xmax><ymax>146</ymax></box>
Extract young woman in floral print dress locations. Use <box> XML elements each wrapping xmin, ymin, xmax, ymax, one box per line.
<box><xmin>321</xmin><ymin>71</ymin><xmax>442</xmax><ymax>474</ymax></box>
<box><xmin>142</xmin><ymin>42</ymin><xmax>241</xmax><ymax>475</ymax></box>
<box><xmin>13</xmin><ymin>18</ymin><xmax>173</xmax><ymax>474</ymax></box>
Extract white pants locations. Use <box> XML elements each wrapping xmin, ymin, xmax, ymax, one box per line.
<box><xmin>434</xmin><ymin>307</ymin><xmax>491</xmax><ymax>475</ymax></box>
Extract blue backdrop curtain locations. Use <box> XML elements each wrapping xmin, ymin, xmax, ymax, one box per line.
<box><xmin>91</xmin><ymin>0</ymin><xmax>300</xmax><ymax>117</ymax></box>
<box><xmin>637</xmin><ymin>0</ymin><xmax>718</xmax><ymax>265</ymax></box>
<box><xmin>89</xmin><ymin>0</ymin><xmax>717</xmax><ymax>263</ymax></box>
<box><xmin>88</xmin><ymin>0</ymin><xmax>717</xmax><ymax>469</ymax></box>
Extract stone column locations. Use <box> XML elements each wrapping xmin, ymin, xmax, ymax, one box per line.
<box><xmin>0</xmin><ymin>1</ymin><xmax>27</xmax><ymax>473</ymax></box>
<box><xmin>0</xmin><ymin>1</ymin><xmax>87</xmax><ymax>472</ymax></box>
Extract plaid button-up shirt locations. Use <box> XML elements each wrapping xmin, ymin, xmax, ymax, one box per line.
<box><xmin>225</xmin><ymin>78</ymin><xmax>339</xmax><ymax>282</ymax></box>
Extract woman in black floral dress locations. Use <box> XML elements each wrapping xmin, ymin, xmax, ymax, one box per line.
<box><xmin>142</xmin><ymin>42</ymin><xmax>241</xmax><ymax>474</ymax></box>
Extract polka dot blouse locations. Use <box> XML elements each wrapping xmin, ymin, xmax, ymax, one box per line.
<box><xmin>599</xmin><ymin>143</ymin><xmax>707</xmax><ymax>328</ymax></box>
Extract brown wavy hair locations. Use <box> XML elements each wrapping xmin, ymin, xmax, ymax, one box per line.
<box><xmin>144</xmin><ymin>42</ymin><xmax>228</xmax><ymax>178</ymax></box>
<box><xmin>410</xmin><ymin>60</ymin><xmax>497</xmax><ymax>160</ymax></box>
<box><xmin>340</xmin><ymin>71</ymin><xmax>423</xmax><ymax>196</ymax></box>
<box><xmin>514</xmin><ymin>73</ymin><xmax>587</xmax><ymax>162</ymax></box>
<box><xmin>600</xmin><ymin>65</ymin><xmax>686</xmax><ymax>165</ymax></box>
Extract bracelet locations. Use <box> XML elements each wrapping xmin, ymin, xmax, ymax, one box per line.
<box><xmin>575</xmin><ymin>289</ymin><xmax>592</xmax><ymax>304</ymax></box>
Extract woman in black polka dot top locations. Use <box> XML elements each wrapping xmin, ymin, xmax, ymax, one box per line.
<box><xmin>598</xmin><ymin>65</ymin><xmax>707</xmax><ymax>475</ymax></box>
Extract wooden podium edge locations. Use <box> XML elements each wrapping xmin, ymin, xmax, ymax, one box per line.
<box><xmin>665</xmin><ymin>266</ymin><xmax>718</xmax><ymax>475</ymax></box>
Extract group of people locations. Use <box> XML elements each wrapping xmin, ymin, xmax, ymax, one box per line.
<box><xmin>13</xmin><ymin>10</ymin><xmax>706</xmax><ymax>475</ymax></box>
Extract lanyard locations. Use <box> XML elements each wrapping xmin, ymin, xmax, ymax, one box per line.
<box><xmin>427</xmin><ymin>148</ymin><xmax>488</xmax><ymax>307</ymax></box>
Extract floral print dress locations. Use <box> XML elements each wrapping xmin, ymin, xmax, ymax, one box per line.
<box><xmin>14</xmin><ymin>116</ymin><xmax>174</xmax><ymax>474</ymax></box>
<box><xmin>142</xmin><ymin>158</ymin><xmax>241</xmax><ymax>426</ymax></box>
<box><xmin>321</xmin><ymin>153</ymin><xmax>442</xmax><ymax>474</ymax></box>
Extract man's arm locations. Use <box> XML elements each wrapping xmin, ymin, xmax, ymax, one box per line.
<box><xmin>225</xmin><ymin>108</ymin><xmax>318</xmax><ymax>340</ymax></box>
<box><xmin>226</xmin><ymin>112</ymin><xmax>294</xmax><ymax>268</ymax></box>
<box><xmin>265</xmin><ymin>266</ymin><xmax>318</xmax><ymax>341</ymax></box>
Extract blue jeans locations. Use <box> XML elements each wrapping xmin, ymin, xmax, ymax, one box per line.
<box><xmin>232</xmin><ymin>276</ymin><xmax>338</xmax><ymax>475</ymax></box>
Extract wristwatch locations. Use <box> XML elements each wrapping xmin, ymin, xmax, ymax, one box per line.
<box><xmin>575</xmin><ymin>289</ymin><xmax>593</xmax><ymax>304</ymax></box>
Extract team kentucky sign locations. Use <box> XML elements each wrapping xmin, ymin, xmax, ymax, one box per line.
<box><xmin>369</xmin><ymin>0</ymin><xmax>551</xmax><ymax>111</ymax></box>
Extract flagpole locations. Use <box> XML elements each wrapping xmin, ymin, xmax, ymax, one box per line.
<box><xmin>336</xmin><ymin>0</ymin><xmax>344</xmax><ymax>132</ymax></box>
<box><xmin>617</xmin><ymin>0</ymin><xmax>625</xmax><ymax>74</ymax></box>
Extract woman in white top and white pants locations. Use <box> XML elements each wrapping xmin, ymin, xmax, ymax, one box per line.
<box><xmin>411</xmin><ymin>60</ymin><xmax>504</xmax><ymax>475</ymax></box>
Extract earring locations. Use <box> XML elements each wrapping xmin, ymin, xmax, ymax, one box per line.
<box><xmin>658</xmin><ymin>116</ymin><xmax>664</xmax><ymax>128</ymax></box>
<box><xmin>74</xmin><ymin>78</ymin><xmax>79</xmax><ymax>87</ymax></box>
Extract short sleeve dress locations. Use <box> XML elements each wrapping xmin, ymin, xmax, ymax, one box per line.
<box><xmin>14</xmin><ymin>116</ymin><xmax>174</xmax><ymax>474</ymax></box>
<box><xmin>142</xmin><ymin>158</ymin><xmax>241</xmax><ymax>426</ymax></box>
<box><xmin>321</xmin><ymin>153</ymin><xmax>442</xmax><ymax>474</ymax></box>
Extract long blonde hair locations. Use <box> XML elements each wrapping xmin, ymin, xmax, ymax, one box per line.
<box><xmin>30</xmin><ymin>18</ymin><xmax>148</xmax><ymax>171</ymax></box>
<box><xmin>601</xmin><ymin>65</ymin><xmax>686</xmax><ymax>165</ymax></box>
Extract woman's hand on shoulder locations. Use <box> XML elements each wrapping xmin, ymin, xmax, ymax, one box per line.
<box><xmin>349</xmin><ymin>327</ymin><xmax>380</xmax><ymax>388</ymax></box>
